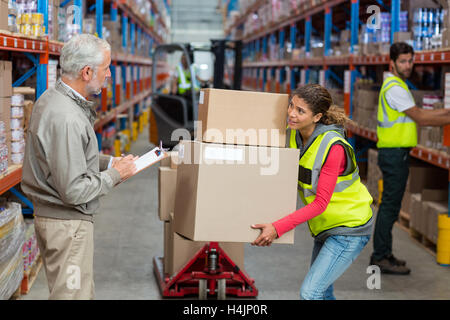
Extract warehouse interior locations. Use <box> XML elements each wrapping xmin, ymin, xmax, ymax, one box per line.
<box><xmin>1</xmin><ymin>0</ymin><xmax>450</xmax><ymax>302</ymax></box>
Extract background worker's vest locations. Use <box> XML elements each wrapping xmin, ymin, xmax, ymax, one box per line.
<box><xmin>376</xmin><ymin>75</ymin><xmax>417</xmax><ymax>148</ymax></box>
<box><xmin>177</xmin><ymin>64</ymin><xmax>200</xmax><ymax>95</ymax></box>
<box><xmin>289</xmin><ymin>129</ymin><xmax>373</xmax><ymax>236</ymax></box>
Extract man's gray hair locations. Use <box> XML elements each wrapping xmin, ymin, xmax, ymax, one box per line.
<box><xmin>60</xmin><ymin>34</ymin><xmax>111</xmax><ymax>80</ymax></box>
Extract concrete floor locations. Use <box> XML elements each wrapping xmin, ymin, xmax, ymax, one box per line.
<box><xmin>20</xmin><ymin>127</ymin><xmax>450</xmax><ymax>300</ymax></box>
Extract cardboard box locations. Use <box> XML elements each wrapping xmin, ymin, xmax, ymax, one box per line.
<box><xmin>163</xmin><ymin>221</ymin><xmax>170</xmax><ymax>274</ymax></box>
<box><xmin>421</xmin><ymin>189</ymin><xmax>448</xmax><ymax>202</ymax></box>
<box><xmin>410</xmin><ymin>193</ymin><xmax>422</xmax><ymax>232</ymax></box>
<box><xmin>158</xmin><ymin>166</ymin><xmax>177</xmax><ymax>221</ymax></box>
<box><xmin>0</xmin><ymin>61</ymin><xmax>12</xmax><ymax>98</ymax></box>
<box><xmin>311</xmin><ymin>46</ymin><xmax>324</xmax><ymax>58</ymax></box>
<box><xmin>160</xmin><ymin>151</ymin><xmax>179</xmax><ymax>168</ymax></box>
<box><xmin>0</xmin><ymin>97</ymin><xmax>11</xmax><ymax>165</ymax></box>
<box><xmin>401</xmin><ymin>191</ymin><xmax>412</xmax><ymax>215</ymax></box>
<box><xmin>197</xmin><ymin>88</ymin><xmax>288</xmax><ymax>147</ymax></box>
<box><xmin>393</xmin><ymin>32</ymin><xmax>413</xmax><ymax>43</ymax></box>
<box><xmin>166</xmin><ymin>213</ymin><xmax>245</xmax><ymax>276</ymax></box>
<box><xmin>340</xmin><ymin>30</ymin><xmax>351</xmax><ymax>44</ymax></box>
<box><xmin>0</xmin><ymin>0</ymin><xmax>8</xmax><ymax>32</ymax></box>
<box><xmin>173</xmin><ymin>140</ymin><xmax>299</xmax><ymax>243</ymax></box>
<box><xmin>408</xmin><ymin>165</ymin><xmax>448</xmax><ymax>193</ymax></box>
<box><xmin>442</xmin><ymin>28</ymin><xmax>450</xmax><ymax>48</ymax></box>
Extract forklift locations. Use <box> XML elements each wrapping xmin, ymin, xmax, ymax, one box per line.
<box><xmin>148</xmin><ymin>39</ymin><xmax>243</xmax><ymax>148</ymax></box>
<box><xmin>151</xmin><ymin>40</ymin><xmax>258</xmax><ymax>299</ymax></box>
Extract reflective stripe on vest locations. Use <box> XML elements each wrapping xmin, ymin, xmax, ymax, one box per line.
<box><xmin>177</xmin><ymin>64</ymin><xmax>191</xmax><ymax>94</ymax></box>
<box><xmin>288</xmin><ymin>129</ymin><xmax>373</xmax><ymax>236</ymax></box>
<box><xmin>376</xmin><ymin>76</ymin><xmax>417</xmax><ymax>148</ymax></box>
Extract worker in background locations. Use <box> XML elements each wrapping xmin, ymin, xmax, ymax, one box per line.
<box><xmin>171</xmin><ymin>54</ymin><xmax>200</xmax><ymax>97</ymax></box>
<box><xmin>21</xmin><ymin>34</ymin><xmax>138</xmax><ymax>300</ymax></box>
<box><xmin>370</xmin><ymin>42</ymin><xmax>450</xmax><ymax>275</ymax></box>
<box><xmin>251</xmin><ymin>84</ymin><xmax>373</xmax><ymax>300</ymax></box>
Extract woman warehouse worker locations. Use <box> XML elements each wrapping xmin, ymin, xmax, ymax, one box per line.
<box><xmin>251</xmin><ymin>84</ymin><xmax>373</xmax><ymax>300</ymax></box>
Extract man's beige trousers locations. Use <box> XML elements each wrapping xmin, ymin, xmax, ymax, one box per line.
<box><xmin>34</xmin><ymin>216</ymin><xmax>94</xmax><ymax>300</ymax></box>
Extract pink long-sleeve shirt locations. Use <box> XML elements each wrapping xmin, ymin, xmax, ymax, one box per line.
<box><xmin>273</xmin><ymin>144</ymin><xmax>347</xmax><ymax>237</ymax></box>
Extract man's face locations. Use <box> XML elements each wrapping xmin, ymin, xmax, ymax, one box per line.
<box><xmin>392</xmin><ymin>53</ymin><xmax>414</xmax><ymax>79</ymax></box>
<box><xmin>86</xmin><ymin>49</ymin><xmax>111</xmax><ymax>96</ymax></box>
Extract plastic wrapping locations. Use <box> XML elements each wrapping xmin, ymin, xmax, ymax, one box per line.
<box><xmin>0</xmin><ymin>202</ymin><xmax>25</xmax><ymax>300</ymax></box>
<box><xmin>11</xmin><ymin>140</ymin><xmax>25</xmax><ymax>153</ymax></box>
<box><xmin>11</xmin><ymin>94</ymin><xmax>24</xmax><ymax>107</ymax></box>
<box><xmin>11</xmin><ymin>152</ymin><xmax>24</xmax><ymax>165</ymax></box>
<box><xmin>11</xmin><ymin>129</ymin><xmax>24</xmax><ymax>141</ymax></box>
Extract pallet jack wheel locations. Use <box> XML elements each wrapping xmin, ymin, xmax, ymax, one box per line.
<box><xmin>198</xmin><ymin>279</ymin><xmax>207</xmax><ymax>300</ymax></box>
<box><xmin>217</xmin><ymin>279</ymin><xmax>226</xmax><ymax>300</ymax></box>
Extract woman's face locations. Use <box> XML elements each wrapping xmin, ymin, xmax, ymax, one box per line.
<box><xmin>287</xmin><ymin>95</ymin><xmax>322</xmax><ymax>131</ymax></box>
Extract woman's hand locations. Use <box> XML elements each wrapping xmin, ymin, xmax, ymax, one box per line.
<box><xmin>251</xmin><ymin>223</ymin><xmax>278</xmax><ymax>247</ymax></box>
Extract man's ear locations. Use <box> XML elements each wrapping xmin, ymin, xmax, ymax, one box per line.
<box><xmin>80</xmin><ymin>66</ymin><xmax>92</xmax><ymax>82</ymax></box>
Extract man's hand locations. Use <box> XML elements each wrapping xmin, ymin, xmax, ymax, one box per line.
<box><xmin>251</xmin><ymin>223</ymin><xmax>278</xmax><ymax>247</ymax></box>
<box><xmin>111</xmin><ymin>154</ymin><xmax>139</xmax><ymax>181</ymax></box>
<box><xmin>111</xmin><ymin>156</ymin><xmax>122</xmax><ymax>167</ymax></box>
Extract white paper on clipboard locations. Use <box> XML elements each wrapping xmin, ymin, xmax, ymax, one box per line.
<box><xmin>134</xmin><ymin>146</ymin><xmax>168</xmax><ymax>173</ymax></box>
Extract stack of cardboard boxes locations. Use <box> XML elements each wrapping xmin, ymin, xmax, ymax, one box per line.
<box><xmin>337</xmin><ymin>30</ymin><xmax>351</xmax><ymax>56</ymax></box>
<box><xmin>158</xmin><ymin>88</ymin><xmax>300</xmax><ymax>276</ymax></box>
<box><xmin>159</xmin><ymin>153</ymin><xmax>245</xmax><ymax>276</ymax></box>
<box><xmin>0</xmin><ymin>61</ymin><xmax>12</xmax><ymax>174</ymax></box>
<box><xmin>352</xmin><ymin>84</ymin><xmax>379</xmax><ymax>131</ymax></box>
<box><xmin>401</xmin><ymin>165</ymin><xmax>448</xmax><ymax>244</ymax></box>
<box><xmin>173</xmin><ymin>88</ymin><xmax>299</xmax><ymax>243</ymax></box>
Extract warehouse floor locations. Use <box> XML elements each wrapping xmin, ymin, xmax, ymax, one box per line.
<box><xmin>20</xmin><ymin>127</ymin><xmax>450</xmax><ymax>300</ymax></box>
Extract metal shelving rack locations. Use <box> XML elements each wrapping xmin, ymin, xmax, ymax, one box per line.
<box><xmin>226</xmin><ymin>0</ymin><xmax>450</xmax><ymax>215</ymax></box>
<box><xmin>0</xmin><ymin>0</ymin><xmax>170</xmax><ymax>196</ymax></box>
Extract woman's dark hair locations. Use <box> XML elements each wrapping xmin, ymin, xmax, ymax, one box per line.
<box><xmin>291</xmin><ymin>84</ymin><xmax>353</xmax><ymax>126</ymax></box>
<box><xmin>390</xmin><ymin>42</ymin><xmax>414</xmax><ymax>62</ymax></box>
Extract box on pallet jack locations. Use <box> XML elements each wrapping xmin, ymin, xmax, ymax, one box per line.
<box><xmin>163</xmin><ymin>213</ymin><xmax>244</xmax><ymax>276</ymax></box>
<box><xmin>173</xmin><ymin>140</ymin><xmax>299</xmax><ymax>243</ymax></box>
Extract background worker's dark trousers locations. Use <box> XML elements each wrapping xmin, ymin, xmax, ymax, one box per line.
<box><xmin>372</xmin><ymin>148</ymin><xmax>410</xmax><ymax>261</ymax></box>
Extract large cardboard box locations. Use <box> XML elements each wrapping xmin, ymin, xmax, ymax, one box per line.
<box><xmin>173</xmin><ymin>140</ymin><xmax>299</xmax><ymax>243</ymax></box>
<box><xmin>166</xmin><ymin>213</ymin><xmax>245</xmax><ymax>276</ymax></box>
<box><xmin>0</xmin><ymin>61</ymin><xmax>12</xmax><ymax>98</ymax></box>
<box><xmin>158</xmin><ymin>166</ymin><xmax>177</xmax><ymax>221</ymax></box>
<box><xmin>197</xmin><ymin>88</ymin><xmax>288</xmax><ymax>147</ymax></box>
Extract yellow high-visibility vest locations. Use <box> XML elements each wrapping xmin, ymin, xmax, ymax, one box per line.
<box><xmin>289</xmin><ymin>129</ymin><xmax>373</xmax><ymax>236</ymax></box>
<box><xmin>376</xmin><ymin>75</ymin><xmax>417</xmax><ymax>148</ymax></box>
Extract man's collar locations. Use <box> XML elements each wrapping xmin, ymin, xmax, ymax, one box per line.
<box><xmin>60</xmin><ymin>79</ymin><xmax>88</xmax><ymax>101</ymax></box>
<box><xmin>55</xmin><ymin>79</ymin><xmax>97</xmax><ymax>124</ymax></box>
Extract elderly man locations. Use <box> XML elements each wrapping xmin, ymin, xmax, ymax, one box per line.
<box><xmin>21</xmin><ymin>34</ymin><xmax>137</xmax><ymax>299</ymax></box>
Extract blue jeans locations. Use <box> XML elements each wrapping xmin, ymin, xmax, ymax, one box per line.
<box><xmin>300</xmin><ymin>235</ymin><xmax>370</xmax><ymax>300</ymax></box>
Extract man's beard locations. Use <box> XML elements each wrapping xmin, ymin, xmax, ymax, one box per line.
<box><xmin>87</xmin><ymin>78</ymin><xmax>108</xmax><ymax>96</ymax></box>
<box><xmin>394</xmin><ymin>64</ymin><xmax>412</xmax><ymax>79</ymax></box>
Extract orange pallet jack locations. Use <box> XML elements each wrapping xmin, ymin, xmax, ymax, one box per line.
<box><xmin>153</xmin><ymin>242</ymin><xmax>258</xmax><ymax>299</ymax></box>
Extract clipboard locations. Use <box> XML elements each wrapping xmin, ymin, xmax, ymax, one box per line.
<box><xmin>119</xmin><ymin>142</ymin><xmax>169</xmax><ymax>183</ymax></box>
<box><xmin>133</xmin><ymin>146</ymin><xmax>169</xmax><ymax>174</ymax></box>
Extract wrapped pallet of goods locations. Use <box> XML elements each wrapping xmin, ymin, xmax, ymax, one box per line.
<box><xmin>0</xmin><ymin>201</ymin><xmax>25</xmax><ymax>300</ymax></box>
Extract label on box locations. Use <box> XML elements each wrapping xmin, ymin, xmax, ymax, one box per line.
<box><xmin>204</xmin><ymin>146</ymin><xmax>244</xmax><ymax>162</ymax></box>
<box><xmin>199</xmin><ymin>91</ymin><xmax>204</xmax><ymax>105</ymax></box>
